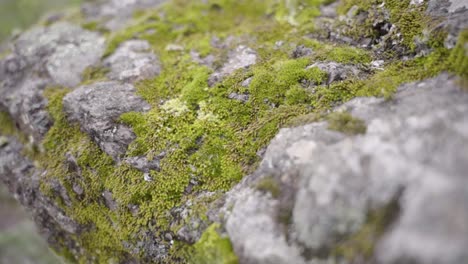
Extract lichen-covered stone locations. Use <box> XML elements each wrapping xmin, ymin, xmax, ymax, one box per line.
<box><xmin>82</xmin><ymin>0</ymin><xmax>167</xmax><ymax>31</ymax></box>
<box><xmin>222</xmin><ymin>73</ymin><xmax>468</xmax><ymax>263</ymax></box>
<box><xmin>104</xmin><ymin>40</ymin><xmax>161</xmax><ymax>82</ymax></box>
<box><xmin>0</xmin><ymin>0</ymin><xmax>467</xmax><ymax>263</ymax></box>
<box><xmin>63</xmin><ymin>81</ymin><xmax>151</xmax><ymax>160</ymax></box>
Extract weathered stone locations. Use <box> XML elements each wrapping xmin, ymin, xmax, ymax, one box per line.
<box><xmin>0</xmin><ymin>22</ymin><xmax>105</xmax><ymax>142</ymax></box>
<box><xmin>222</xmin><ymin>73</ymin><xmax>468</xmax><ymax>263</ymax></box>
<box><xmin>82</xmin><ymin>0</ymin><xmax>167</xmax><ymax>31</ymax></box>
<box><xmin>228</xmin><ymin>92</ymin><xmax>250</xmax><ymax>103</ymax></box>
<box><xmin>123</xmin><ymin>155</ymin><xmax>162</xmax><ymax>172</ymax></box>
<box><xmin>208</xmin><ymin>45</ymin><xmax>257</xmax><ymax>86</ymax></box>
<box><xmin>104</xmin><ymin>40</ymin><xmax>161</xmax><ymax>83</ymax></box>
<box><xmin>63</xmin><ymin>81</ymin><xmax>151</xmax><ymax>160</ymax></box>
<box><xmin>307</xmin><ymin>61</ymin><xmax>367</xmax><ymax>85</ymax></box>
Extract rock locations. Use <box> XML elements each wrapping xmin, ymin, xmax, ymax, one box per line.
<box><xmin>102</xmin><ymin>190</ymin><xmax>118</xmax><ymax>211</ymax></box>
<box><xmin>0</xmin><ymin>22</ymin><xmax>105</xmax><ymax>142</ymax></box>
<box><xmin>208</xmin><ymin>45</ymin><xmax>257</xmax><ymax>86</ymax></box>
<box><xmin>0</xmin><ymin>0</ymin><xmax>466</xmax><ymax>263</ymax></box>
<box><xmin>82</xmin><ymin>0</ymin><xmax>167</xmax><ymax>31</ymax></box>
<box><xmin>0</xmin><ymin>138</ymin><xmax>83</xmax><ymax>256</ymax></box>
<box><xmin>104</xmin><ymin>40</ymin><xmax>161</xmax><ymax>82</ymax></box>
<box><xmin>222</xmin><ymin>73</ymin><xmax>468</xmax><ymax>263</ymax></box>
<box><xmin>123</xmin><ymin>155</ymin><xmax>162</xmax><ymax>172</ymax></box>
<box><xmin>307</xmin><ymin>62</ymin><xmax>367</xmax><ymax>85</ymax></box>
<box><xmin>291</xmin><ymin>45</ymin><xmax>313</xmax><ymax>58</ymax></box>
<box><xmin>241</xmin><ymin>77</ymin><xmax>253</xmax><ymax>87</ymax></box>
<box><xmin>228</xmin><ymin>92</ymin><xmax>250</xmax><ymax>103</ymax></box>
<box><xmin>63</xmin><ymin>81</ymin><xmax>151</xmax><ymax>160</ymax></box>
<box><xmin>14</xmin><ymin>22</ymin><xmax>105</xmax><ymax>88</ymax></box>
<box><xmin>426</xmin><ymin>0</ymin><xmax>468</xmax><ymax>49</ymax></box>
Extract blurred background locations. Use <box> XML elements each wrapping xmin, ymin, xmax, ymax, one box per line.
<box><xmin>0</xmin><ymin>0</ymin><xmax>81</xmax><ymax>42</ymax></box>
<box><xmin>0</xmin><ymin>2</ymin><xmax>81</xmax><ymax>263</ymax></box>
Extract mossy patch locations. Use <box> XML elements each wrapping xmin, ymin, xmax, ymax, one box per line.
<box><xmin>256</xmin><ymin>176</ymin><xmax>281</xmax><ymax>198</ymax></box>
<box><xmin>337</xmin><ymin>0</ymin><xmax>433</xmax><ymax>52</ymax></box>
<box><xmin>190</xmin><ymin>224</ymin><xmax>238</xmax><ymax>264</ymax></box>
<box><xmin>449</xmin><ymin>30</ymin><xmax>468</xmax><ymax>81</ymax></box>
<box><xmin>327</xmin><ymin>111</ymin><xmax>367</xmax><ymax>135</ymax></box>
<box><xmin>32</xmin><ymin>0</ymin><xmax>459</xmax><ymax>262</ymax></box>
<box><xmin>0</xmin><ymin>111</ymin><xmax>17</xmax><ymax>136</ymax></box>
<box><xmin>332</xmin><ymin>199</ymin><xmax>400</xmax><ymax>261</ymax></box>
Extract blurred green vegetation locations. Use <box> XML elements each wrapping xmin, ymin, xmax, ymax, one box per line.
<box><xmin>0</xmin><ymin>0</ymin><xmax>81</xmax><ymax>42</ymax></box>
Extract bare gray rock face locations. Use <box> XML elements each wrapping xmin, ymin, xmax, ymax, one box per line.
<box><xmin>209</xmin><ymin>45</ymin><xmax>257</xmax><ymax>86</ymax></box>
<box><xmin>63</xmin><ymin>81</ymin><xmax>151</xmax><ymax>160</ymax></box>
<box><xmin>307</xmin><ymin>61</ymin><xmax>367</xmax><ymax>85</ymax></box>
<box><xmin>82</xmin><ymin>0</ymin><xmax>167</xmax><ymax>31</ymax></box>
<box><xmin>104</xmin><ymin>40</ymin><xmax>161</xmax><ymax>82</ymax></box>
<box><xmin>222</xmin><ymin>73</ymin><xmax>468</xmax><ymax>264</ymax></box>
<box><xmin>0</xmin><ymin>22</ymin><xmax>105</xmax><ymax>142</ymax></box>
<box><xmin>426</xmin><ymin>0</ymin><xmax>468</xmax><ymax>49</ymax></box>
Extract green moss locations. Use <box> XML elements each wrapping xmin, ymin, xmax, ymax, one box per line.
<box><xmin>355</xmin><ymin>49</ymin><xmax>450</xmax><ymax>98</ymax></box>
<box><xmin>34</xmin><ymin>0</ymin><xmax>457</xmax><ymax>262</ymax></box>
<box><xmin>449</xmin><ymin>30</ymin><xmax>468</xmax><ymax>81</ymax></box>
<box><xmin>80</xmin><ymin>66</ymin><xmax>109</xmax><ymax>85</ymax></box>
<box><xmin>332</xmin><ymin>200</ymin><xmax>399</xmax><ymax>261</ymax></box>
<box><xmin>327</xmin><ymin>111</ymin><xmax>367</xmax><ymax>135</ymax></box>
<box><xmin>0</xmin><ymin>111</ymin><xmax>17</xmax><ymax>136</ymax></box>
<box><xmin>285</xmin><ymin>112</ymin><xmax>321</xmax><ymax>127</ymax></box>
<box><xmin>256</xmin><ymin>176</ymin><xmax>281</xmax><ymax>198</ymax></box>
<box><xmin>337</xmin><ymin>0</ymin><xmax>430</xmax><ymax>51</ymax></box>
<box><xmin>40</xmin><ymin>88</ymin><xmax>127</xmax><ymax>262</ymax></box>
<box><xmin>191</xmin><ymin>224</ymin><xmax>238</xmax><ymax>264</ymax></box>
<box><xmin>314</xmin><ymin>45</ymin><xmax>372</xmax><ymax>64</ymax></box>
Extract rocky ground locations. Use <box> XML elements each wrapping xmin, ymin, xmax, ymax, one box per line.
<box><xmin>0</xmin><ymin>0</ymin><xmax>467</xmax><ymax>263</ymax></box>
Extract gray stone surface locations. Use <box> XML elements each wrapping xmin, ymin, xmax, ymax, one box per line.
<box><xmin>104</xmin><ymin>40</ymin><xmax>161</xmax><ymax>82</ymax></box>
<box><xmin>222</xmin><ymin>73</ymin><xmax>468</xmax><ymax>264</ymax></box>
<box><xmin>0</xmin><ymin>22</ymin><xmax>105</xmax><ymax>142</ymax></box>
<box><xmin>82</xmin><ymin>0</ymin><xmax>167</xmax><ymax>31</ymax></box>
<box><xmin>63</xmin><ymin>81</ymin><xmax>151</xmax><ymax>160</ymax></box>
<box><xmin>209</xmin><ymin>45</ymin><xmax>257</xmax><ymax>86</ymax></box>
<box><xmin>307</xmin><ymin>61</ymin><xmax>367</xmax><ymax>85</ymax></box>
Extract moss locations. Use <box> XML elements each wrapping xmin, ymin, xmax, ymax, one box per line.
<box><xmin>80</xmin><ymin>66</ymin><xmax>109</xmax><ymax>85</ymax></box>
<box><xmin>0</xmin><ymin>111</ymin><xmax>30</xmax><ymax>148</ymax></box>
<box><xmin>449</xmin><ymin>30</ymin><xmax>468</xmax><ymax>81</ymax></box>
<box><xmin>332</xmin><ymin>200</ymin><xmax>400</xmax><ymax>261</ymax></box>
<box><xmin>337</xmin><ymin>0</ymin><xmax>430</xmax><ymax>51</ymax></box>
<box><xmin>354</xmin><ymin>48</ymin><xmax>450</xmax><ymax>98</ymax></box>
<box><xmin>256</xmin><ymin>176</ymin><xmax>281</xmax><ymax>198</ymax></box>
<box><xmin>0</xmin><ymin>111</ymin><xmax>17</xmax><ymax>136</ymax></box>
<box><xmin>285</xmin><ymin>112</ymin><xmax>321</xmax><ymax>127</ymax></box>
<box><xmin>327</xmin><ymin>111</ymin><xmax>367</xmax><ymax>135</ymax></box>
<box><xmin>39</xmin><ymin>88</ymin><xmax>127</xmax><ymax>262</ymax></box>
<box><xmin>191</xmin><ymin>224</ymin><xmax>238</xmax><ymax>264</ymax></box>
<box><xmin>314</xmin><ymin>45</ymin><xmax>372</xmax><ymax>64</ymax></box>
<box><xmin>33</xmin><ymin>0</ymin><xmax>457</xmax><ymax>262</ymax></box>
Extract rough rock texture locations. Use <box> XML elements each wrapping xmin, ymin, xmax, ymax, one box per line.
<box><xmin>0</xmin><ymin>0</ymin><xmax>467</xmax><ymax>263</ymax></box>
<box><xmin>0</xmin><ymin>22</ymin><xmax>105</xmax><ymax>142</ymax></box>
<box><xmin>223</xmin><ymin>73</ymin><xmax>468</xmax><ymax>264</ymax></box>
<box><xmin>0</xmin><ymin>138</ymin><xmax>84</xmax><ymax>257</ymax></box>
<box><xmin>63</xmin><ymin>81</ymin><xmax>151</xmax><ymax>160</ymax></box>
<box><xmin>104</xmin><ymin>40</ymin><xmax>161</xmax><ymax>82</ymax></box>
<box><xmin>82</xmin><ymin>0</ymin><xmax>167</xmax><ymax>31</ymax></box>
<box><xmin>208</xmin><ymin>45</ymin><xmax>257</xmax><ymax>86</ymax></box>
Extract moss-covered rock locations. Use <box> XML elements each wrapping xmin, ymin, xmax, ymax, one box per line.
<box><xmin>0</xmin><ymin>0</ymin><xmax>467</xmax><ymax>263</ymax></box>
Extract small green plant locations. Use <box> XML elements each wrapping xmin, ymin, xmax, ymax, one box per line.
<box><xmin>327</xmin><ymin>112</ymin><xmax>367</xmax><ymax>135</ymax></box>
<box><xmin>191</xmin><ymin>224</ymin><xmax>238</xmax><ymax>264</ymax></box>
<box><xmin>256</xmin><ymin>176</ymin><xmax>281</xmax><ymax>198</ymax></box>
